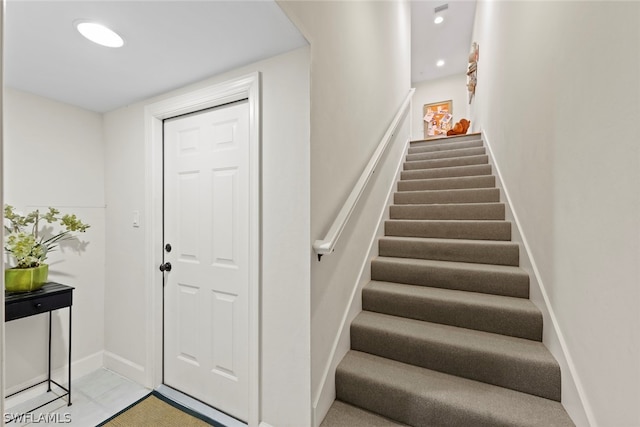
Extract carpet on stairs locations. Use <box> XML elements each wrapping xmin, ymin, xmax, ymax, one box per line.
<box><xmin>322</xmin><ymin>134</ymin><xmax>575</xmax><ymax>427</ymax></box>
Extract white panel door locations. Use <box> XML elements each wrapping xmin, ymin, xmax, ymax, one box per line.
<box><xmin>163</xmin><ymin>100</ymin><xmax>250</xmax><ymax>422</ymax></box>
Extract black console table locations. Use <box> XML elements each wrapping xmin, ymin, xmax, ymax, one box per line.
<box><xmin>5</xmin><ymin>282</ymin><xmax>73</xmax><ymax>416</ymax></box>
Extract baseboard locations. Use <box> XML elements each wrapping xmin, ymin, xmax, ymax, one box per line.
<box><xmin>311</xmin><ymin>137</ymin><xmax>411</xmax><ymax>427</ymax></box>
<box><xmin>481</xmin><ymin>129</ymin><xmax>595</xmax><ymax>427</ymax></box>
<box><xmin>104</xmin><ymin>350</ymin><xmax>146</xmax><ymax>386</ymax></box>
<box><xmin>5</xmin><ymin>350</ymin><xmax>104</xmax><ymax>407</ymax></box>
<box><xmin>258</xmin><ymin>423</ymin><xmax>275</xmax><ymax>427</ymax></box>
<box><xmin>62</xmin><ymin>350</ymin><xmax>104</xmax><ymax>382</ymax></box>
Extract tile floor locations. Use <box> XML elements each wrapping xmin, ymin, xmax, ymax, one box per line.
<box><xmin>5</xmin><ymin>369</ymin><xmax>149</xmax><ymax>426</ymax></box>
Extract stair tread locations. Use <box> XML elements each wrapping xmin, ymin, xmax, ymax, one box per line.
<box><xmin>385</xmin><ymin>219</ymin><xmax>512</xmax><ymax>242</ymax></box>
<box><xmin>397</xmin><ymin>187</ymin><xmax>497</xmax><ymax>195</ymax></box>
<box><xmin>362</xmin><ymin>280</ymin><xmax>542</xmax><ymax>341</ymax></box>
<box><xmin>337</xmin><ymin>351</ymin><xmax>575</xmax><ymax>427</ymax></box>
<box><xmin>387</xmin><ymin>218</ymin><xmax>509</xmax><ymax>224</ymax></box>
<box><xmin>378</xmin><ymin>235</ymin><xmax>518</xmax><ymax>265</ymax></box>
<box><xmin>405</xmin><ymin>146</ymin><xmax>486</xmax><ymax>162</ymax></box>
<box><xmin>351</xmin><ymin>311</ymin><xmax>560</xmax><ymax>401</ymax></box>
<box><xmin>408</xmin><ymin>139</ymin><xmax>483</xmax><ymax>154</ymax></box>
<box><xmin>389</xmin><ymin>202</ymin><xmax>506</xmax><ymax>220</ymax></box>
<box><xmin>365</xmin><ymin>280</ymin><xmax>540</xmax><ymax>320</ymax></box>
<box><xmin>401</xmin><ymin>164</ymin><xmax>492</xmax><ymax>180</ymax></box>
<box><xmin>399</xmin><ymin>174</ymin><xmax>493</xmax><ymax>183</ymax></box>
<box><xmin>403</xmin><ymin>154</ymin><xmax>488</xmax><ymax>170</ymax></box>
<box><xmin>391</xmin><ymin>202</ymin><xmax>504</xmax><ymax>207</ymax></box>
<box><xmin>397</xmin><ymin>175</ymin><xmax>495</xmax><ymax>190</ymax></box>
<box><xmin>374</xmin><ymin>256</ymin><xmax>527</xmax><ymax>276</ymax></box>
<box><xmin>394</xmin><ymin>188</ymin><xmax>500</xmax><ymax>205</ymax></box>
<box><xmin>379</xmin><ymin>235</ymin><xmax>518</xmax><ymax>248</ymax></box>
<box><xmin>371</xmin><ymin>256</ymin><xmax>528</xmax><ymax>298</ymax></box>
<box><xmin>352</xmin><ymin>311</ymin><xmax>559</xmax><ymax>399</ymax></box>
<box><xmin>352</xmin><ymin>310</ymin><xmax>557</xmax><ymax>373</ymax></box>
<box><xmin>410</xmin><ymin>134</ymin><xmax>482</xmax><ymax>146</ymax></box>
<box><xmin>321</xmin><ymin>400</ymin><xmax>409</xmax><ymax>427</ymax></box>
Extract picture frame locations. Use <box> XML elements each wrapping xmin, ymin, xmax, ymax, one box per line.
<box><xmin>423</xmin><ymin>100</ymin><xmax>453</xmax><ymax>138</ymax></box>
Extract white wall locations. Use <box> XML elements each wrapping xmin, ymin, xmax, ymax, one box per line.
<box><xmin>411</xmin><ymin>73</ymin><xmax>469</xmax><ymax>140</ymax></box>
<box><xmin>277</xmin><ymin>1</ymin><xmax>411</xmax><ymax>424</ymax></box>
<box><xmin>470</xmin><ymin>2</ymin><xmax>640</xmax><ymax>426</ymax></box>
<box><xmin>3</xmin><ymin>88</ymin><xmax>106</xmax><ymax>390</ymax></box>
<box><xmin>103</xmin><ymin>47</ymin><xmax>311</xmax><ymax>427</ymax></box>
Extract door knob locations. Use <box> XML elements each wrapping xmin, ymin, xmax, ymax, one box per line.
<box><xmin>159</xmin><ymin>262</ymin><xmax>172</xmax><ymax>272</ymax></box>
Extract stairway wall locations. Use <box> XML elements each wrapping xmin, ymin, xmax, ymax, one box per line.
<box><xmin>309</xmin><ymin>114</ymin><xmax>410</xmax><ymax>426</ymax></box>
<box><xmin>278</xmin><ymin>2</ymin><xmax>412</xmax><ymax>424</ymax></box>
<box><xmin>469</xmin><ymin>2</ymin><xmax>640</xmax><ymax>426</ymax></box>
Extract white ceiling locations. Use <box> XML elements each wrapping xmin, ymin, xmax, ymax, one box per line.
<box><xmin>411</xmin><ymin>0</ymin><xmax>477</xmax><ymax>84</ymax></box>
<box><xmin>5</xmin><ymin>1</ymin><xmax>476</xmax><ymax>113</ymax></box>
<box><xmin>5</xmin><ymin>0</ymin><xmax>308</xmax><ymax>113</ymax></box>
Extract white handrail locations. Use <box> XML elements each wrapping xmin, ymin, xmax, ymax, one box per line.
<box><xmin>313</xmin><ymin>88</ymin><xmax>415</xmax><ymax>259</ymax></box>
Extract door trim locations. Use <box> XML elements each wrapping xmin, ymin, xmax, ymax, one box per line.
<box><xmin>144</xmin><ymin>73</ymin><xmax>260</xmax><ymax>427</ymax></box>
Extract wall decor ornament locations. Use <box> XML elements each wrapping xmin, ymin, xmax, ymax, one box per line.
<box><xmin>423</xmin><ymin>100</ymin><xmax>453</xmax><ymax>138</ymax></box>
<box><xmin>467</xmin><ymin>42</ymin><xmax>479</xmax><ymax>103</ymax></box>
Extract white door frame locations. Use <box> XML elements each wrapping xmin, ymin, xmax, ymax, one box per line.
<box><xmin>143</xmin><ymin>73</ymin><xmax>260</xmax><ymax>427</ymax></box>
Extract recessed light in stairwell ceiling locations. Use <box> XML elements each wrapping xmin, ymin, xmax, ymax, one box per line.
<box><xmin>76</xmin><ymin>22</ymin><xmax>124</xmax><ymax>48</ymax></box>
<box><xmin>436</xmin><ymin>60</ymin><xmax>445</xmax><ymax>67</ymax></box>
<box><xmin>433</xmin><ymin>3</ymin><xmax>448</xmax><ymax>25</ymax></box>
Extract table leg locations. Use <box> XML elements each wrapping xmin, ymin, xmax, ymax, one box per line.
<box><xmin>68</xmin><ymin>306</ymin><xmax>72</xmax><ymax>406</ymax></box>
<box><xmin>48</xmin><ymin>311</ymin><xmax>52</xmax><ymax>392</ymax></box>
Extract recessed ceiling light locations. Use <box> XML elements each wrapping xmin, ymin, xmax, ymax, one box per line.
<box><xmin>76</xmin><ymin>22</ymin><xmax>124</xmax><ymax>48</ymax></box>
<box><xmin>436</xmin><ymin>60</ymin><xmax>445</xmax><ymax>67</ymax></box>
<box><xmin>434</xmin><ymin>4</ymin><xmax>448</xmax><ymax>25</ymax></box>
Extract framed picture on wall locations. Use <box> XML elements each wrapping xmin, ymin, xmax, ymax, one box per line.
<box><xmin>423</xmin><ymin>100</ymin><xmax>453</xmax><ymax>138</ymax></box>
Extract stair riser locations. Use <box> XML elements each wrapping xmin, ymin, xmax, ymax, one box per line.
<box><xmin>406</xmin><ymin>146</ymin><xmax>486</xmax><ymax>162</ymax></box>
<box><xmin>362</xmin><ymin>286</ymin><xmax>542</xmax><ymax>340</ymax></box>
<box><xmin>389</xmin><ymin>203</ymin><xmax>505</xmax><ymax>220</ymax></box>
<box><xmin>401</xmin><ymin>164</ymin><xmax>491</xmax><ymax>180</ymax></box>
<box><xmin>394</xmin><ymin>188</ymin><xmax>499</xmax><ymax>205</ymax></box>
<box><xmin>411</xmin><ymin>134</ymin><xmax>481</xmax><ymax>147</ymax></box>
<box><xmin>397</xmin><ymin>175</ymin><xmax>495</xmax><ymax>192</ymax></box>
<box><xmin>371</xmin><ymin>259</ymin><xmax>529</xmax><ymax>298</ymax></box>
<box><xmin>350</xmin><ymin>323</ymin><xmax>560</xmax><ymax>401</ymax></box>
<box><xmin>408</xmin><ymin>139</ymin><xmax>483</xmax><ymax>155</ymax></box>
<box><xmin>404</xmin><ymin>155</ymin><xmax>488</xmax><ymax>171</ymax></box>
<box><xmin>385</xmin><ymin>220</ymin><xmax>512</xmax><ymax>241</ymax></box>
<box><xmin>378</xmin><ymin>238</ymin><xmax>519</xmax><ymax>266</ymax></box>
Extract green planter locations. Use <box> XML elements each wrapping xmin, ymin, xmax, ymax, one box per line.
<box><xmin>5</xmin><ymin>264</ymin><xmax>49</xmax><ymax>292</ymax></box>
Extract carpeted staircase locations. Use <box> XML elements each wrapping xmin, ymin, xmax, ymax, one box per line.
<box><xmin>320</xmin><ymin>134</ymin><xmax>575</xmax><ymax>427</ymax></box>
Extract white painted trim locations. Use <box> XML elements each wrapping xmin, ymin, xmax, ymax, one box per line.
<box><xmin>481</xmin><ymin>129</ymin><xmax>595</xmax><ymax>427</ymax></box>
<box><xmin>144</xmin><ymin>73</ymin><xmax>261</xmax><ymax>427</ymax></box>
<box><xmin>258</xmin><ymin>423</ymin><xmax>275</xmax><ymax>427</ymax></box>
<box><xmin>104</xmin><ymin>351</ymin><xmax>146</xmax><ymax>386</ymax></box>
<box><xmin>311</xmin><ymin>137</ymin><xmax>411</xmax><ymax>427</ymax></box>
<box><xmin>62</xmin><ymin>350</ymin><xmax>104</xmax><ymax>383</ymax></box>
<box><xmin>313</xmin><ymin>89</ymin><xmax>415</xmax><ymax>257</ymax></box>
